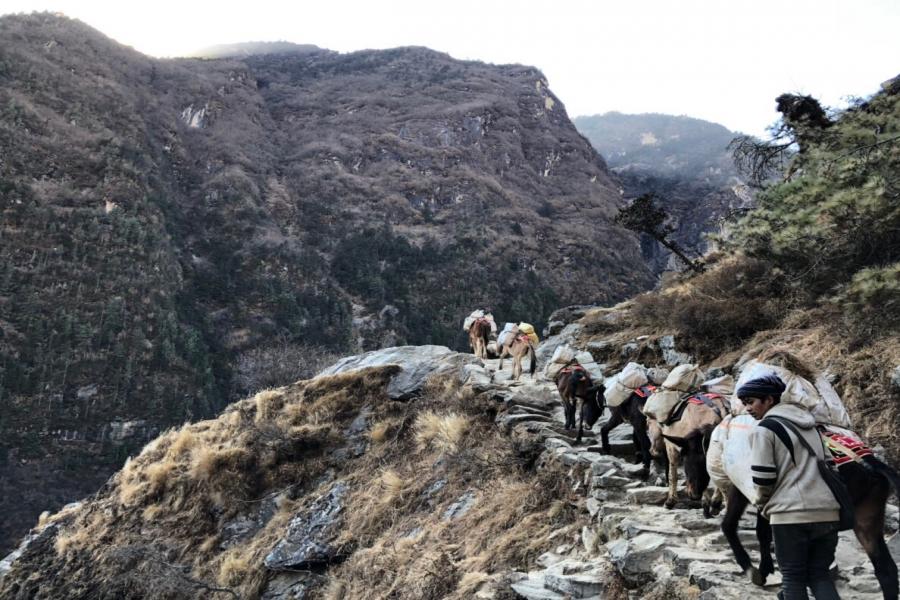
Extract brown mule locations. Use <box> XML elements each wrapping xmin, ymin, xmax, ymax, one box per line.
<box><xmin>498</xmin><ymin>334</ymin><xmax>537</xmax><ymax>381</ymax></box>
<box><xmin>468</xmin><ymin>318</ymin><xmax>491</xmax><ymax>360</ymax></box>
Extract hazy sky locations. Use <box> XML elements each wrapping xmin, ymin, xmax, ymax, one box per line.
<box><xmin>2</xmin><ymin>0</ymin><xmax>898</xmax><ymax>136</ymax></box>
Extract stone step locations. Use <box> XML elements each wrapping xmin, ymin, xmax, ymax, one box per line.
<box><xmin>508</xmin><ymin>405</ymin><xmax>554</xmax><ymax>418</ymax></box>
<box><xmin>689</xmin><ymin>561</ymin><xmax>780</xmax><ymax>598</ymax></box>
<box><xmin>509</xmin><ymin>573</ymin><xmax>566</xmax><ymax>600</ymax></box>
<box><xmin>663</xmin><ymin>546</ymin><xmax>736</xmax><ymax>576</ymax></box>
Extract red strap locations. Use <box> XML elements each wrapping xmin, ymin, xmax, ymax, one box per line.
<box><xmin>632</xmin><ymin>384</ymin><xmax>657</xmax><ymax>398</ymax></box>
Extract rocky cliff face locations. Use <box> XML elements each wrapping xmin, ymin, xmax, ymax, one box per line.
<box><xmin>0</xmin><ymin>13</ymin><xmax>652</xmax><ymax>552</ymax></box>
<box><xmin>574</xmin><ymin>112</ymin><xmax>754</xmax><ymax>273</ymax></box>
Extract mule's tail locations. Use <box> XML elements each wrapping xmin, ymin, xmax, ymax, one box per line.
<box><xmin>480</xmin><ymin>322</ymin><xmax>490</xmax><ymax>347</ymax></box>
<box><xmin>869</xmin><ymin>456</ymin><xmax>900</xmax><ymax>526</ymax></box>
<box><xmin>528</xmin><ymin>343</ymin><xmax>537</xmax><ymax>376</ymax></box>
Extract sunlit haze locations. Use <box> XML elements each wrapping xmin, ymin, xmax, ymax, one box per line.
<box><xmin>2</xmin><ymin>0</ymin><xmax>898</xmax><ymax>136</ymax></box>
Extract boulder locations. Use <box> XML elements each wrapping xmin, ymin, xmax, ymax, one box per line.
<box><xmin>657</xmin><ymin>335</ymin><xmax>694</xmax><ymax>366</ymax></box>
<box><xmin>442</xmin><ymin>490</ymin><xmax>477</xmax><ymax>521</ymax></box>
<box><xmin>318</xmin><ymin>345</ymin><xmax>479</xmax><ymax>399</ymax></box>
<box><xmin>265</xmin><ymin>482</ymin><xmax>348</xmax><ymax>570</ymax></box>
<box><xmin>607</xmin><ymin>532</ymin><xmax>668</xmax><ymax>584</ymax></box>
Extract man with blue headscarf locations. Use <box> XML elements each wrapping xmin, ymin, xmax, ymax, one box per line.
<box><xmin>738</xmin><ymin>373</ymin><xmax>840</xmax><ymax>600</ymax></box>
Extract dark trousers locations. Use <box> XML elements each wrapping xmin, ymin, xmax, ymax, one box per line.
<box><xmin>772</xmin><ymin>521</ymin><xmax>840</xmax><ymax>600</ymax></box>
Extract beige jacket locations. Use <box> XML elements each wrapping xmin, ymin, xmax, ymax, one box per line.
<box><xmin>749</xmin><ymin>403</ymin><xmax>839</xmax><ymax>525</ymax></box>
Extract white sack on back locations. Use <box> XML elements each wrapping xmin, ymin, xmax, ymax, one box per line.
<box><xmin>642</xmin><ymin>389</ymin><xmax>684</xmax><ymax>422</ymax></box>
<box><xmin>647</xmin><ymin>367</ymin><xmax>670</xmax><ymax>385</ymax></box>
<box><xmin>717</xmin><ymin>414</ymin><xmax>759</xmax><ymax>500</ymax></box>
<box><xmin>813</xmin><ymin>374</ymin><xmax>852</xmax><ymax>428</ymax></box>
<box><xmin>706</xmin><ymin>420</ymin><xmax>729</xmax><ymax>493</ymax></box>
<box><xmin>604</xmin><ymin>379</ymin><xmax>633</xmax><ymax>408</ymax></box>
<box><xmin>575</xmin><ymin>351</ymin><xmax>596</xmax><ymax>366</ymax></box>
<box><xmin>702</xmin><ymin>375</ymin><xmax>735</xmax><ymax>396</ymax></box>
<box><xmin>550</xmin><ymin>345</ymin><xmax>577</xmax><ymax>365</ymax></box>
<box><xmin>463</xmin><ymin>310</ymin><xmax>485</xmax><ymax>331</ymax></box>
<box><xmin>733</xmin><ymin>361</ymin><xmax>819</xmax><ymax>414</ymax></box>
<box><xmin>545</xmin><ymin>362</ymin><xmax>566</xmax><ymax>379</ymax></box>
<box><xmin>619</xmin><ymin>362</ymin><xmax>649</xmax><ymax>389</ymax></box>
<box><xmin>497</xmin><ymin>323</ymin><xmax>518</xmax><ymax>347</ymax></box>
<box><xmin>662</xmin><ymin>364</ymin><xmax>705</xmax><ymax>392</ymax></box>
<box><xmin>581</xmin><ymin>361</ymin><xmax>605</xmax><ymax>383</ymax></box>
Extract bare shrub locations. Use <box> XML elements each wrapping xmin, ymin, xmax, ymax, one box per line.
<box><xmin>632</xmin><ymin>255</ymin><xmax>789</xmax><ymax>358</ymax></box>
<box><xmin>232</xmin><ymin>339</ymin><xmax>342</xmax><ymax>397</ymax></box>
<box><xmin>414</xmin><ymin>411</ymin><xmax>471</xmax><ymax>454</ymax></box>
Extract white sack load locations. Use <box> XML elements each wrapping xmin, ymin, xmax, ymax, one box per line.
<box><xmin>497</xmin><ymin>323</ymin><xmax>518</xmax><ymax>348</ymax></box>
<box><xmin>462</xmin><ymin>310</ymin><xmax>484</xmax><ymax>332</ymax></box>
<box><xmin>813</xmin><ymin>374</ymin><xmax>852</xmax><ymax>428</ymax></box>
<box><xmin>662</xmin><ymin>364</ymin><xmax>705</xmax><ymax>392</ymax></box>
<box><xmin>545</xmin><ymin>363</ymin><xmax>564</xmax><ymax>379</ymax></box>
<box><xmin>581</xmin><ymin>363</ymin><xmax>605</xmax><ymax>382</ymax></box>
<box><xmin>620</xmin><ymin>362</ymin><xmax>649</xmax><ymax>389</ymax></box>
<box><xmin>707</xmin><ymin>414</ymin><xmax>758</xmax><ymax>500</ymax></box>
<box><xmin>701</xmin><ymin>375</ymin><xmax>735</xmax><ymax>396</ymax></box>
<box><xmin>731</xmin><ymin>361</ymin><xmax>851</xmax><ymax>428</ymax></box>
<box><xmin>604</xmin><ymin>379</ymin><xmax>632</xmax><ymax>408</ymax></box>
<box><xmin>574</xmin><ymin>351</ymin><xmax>595</xmax><ymax>366</ymax></box>
<box><xmin>642</xmin><ymin>389</ymin><xmax>684</xmax><ymax>422</ymax></box>
<box><xmin>550</xmin><ymin>344</ymin><xmax>577</xmax><ymax>365</ymax></box>
<box><xmin>545</xmin><ymin>344</ymin><xmax>576</xmax><ymax>379</ymax></box>
<box><xmin>462</xmin><ymin>310</ymin><xmax>496</xmax><ymax>333</ymax></box>
<box><xmin>647</xmin><ymin>367</ymin><xmax>670</xmax><ymax>385</ymax></box>
<box><xmin>603</xmin><ymin>362</ymin><xmax>649</xmax><ymax>408</ymax></box>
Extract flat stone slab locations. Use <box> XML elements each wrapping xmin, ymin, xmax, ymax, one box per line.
<box><xmin>625</xmin><ymin>487</ymin><xmax>670</xmax><ymax>505</ymax></box>
<box><xmin>664</xmin><ymin>546</ymin><xmax>735</xmax><ymax>576</ymax></box>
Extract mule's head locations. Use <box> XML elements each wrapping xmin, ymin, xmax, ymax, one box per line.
<box><xmin>647</xmin><ymin>418</ymin><xmax>665</xmax><ymax>458</ymax></box>
<box><xmin>581</xmin><ymin>384</ymin><xmax>606</xmax><ymax>428</ymax></box>
<box><xmin>665</xmin><ymin>430</ymin><xmax>712</xmax><ymax>500</ymax></box>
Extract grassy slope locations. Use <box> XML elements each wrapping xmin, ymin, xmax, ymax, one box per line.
<box><xmin>0</xmin><ymin>368</ymin><xmax>587</xmax><ymax>599</ymax></box>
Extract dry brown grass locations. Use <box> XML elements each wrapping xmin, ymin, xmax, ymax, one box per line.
<box><xmin>253</xmin><ymin>388</ymin><xmax>285</xmax><ymax>423</ymax></box>
<box><xmin>414</xmin><ymin>411</ymin><xmax>471</xmax><ymax>454</ymax></box>
<box><xmin>369</xmin><ymin>420</ymin><xmax>391</xmax><ymax>443</ymax></box>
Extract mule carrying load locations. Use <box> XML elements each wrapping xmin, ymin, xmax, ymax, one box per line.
<box><xmin>462</xmin><ymin>310</ymin><xmax>497</xmax><ymax>334</ymax></box>
<box><xmin>465</xmin><ymin>310</ymin><xmax>497</xmax><ymax>360</ymax></box>
<box><xmin>707</xmin><ymin>352</ymin><xmax>854</xmax><ymax>505</ymax></box>
<box><xmin>544</xmin><ymin>345</ymin><xmax>603</xmax><ymax>381</ymax></box>
<box><xmin>705</xmin><ymin>350</ymin><xmax>900</xmax><ymax>597</ymax></box>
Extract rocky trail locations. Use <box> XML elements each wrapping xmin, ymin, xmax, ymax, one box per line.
<box><xmin>474</xmin><ymin>356</ymin><xmax>899</xmax><ymax>600</ymax></box>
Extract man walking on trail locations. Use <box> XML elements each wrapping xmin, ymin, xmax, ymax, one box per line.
<box><xmin>739</xmin><ymin>374</ymin><xmax>840</xmax><ymax>600</ymax></box>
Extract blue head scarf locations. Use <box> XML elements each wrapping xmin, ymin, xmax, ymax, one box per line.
<box><xmin>736</xmin><ymin>374</ymin><xmax>787</xmax><ymax>400</ymax></box>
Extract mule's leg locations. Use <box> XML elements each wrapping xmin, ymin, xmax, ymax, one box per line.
<box><xmin>562</xmin><ymin>397</ymin><xmax>574</xmax><ymax>430</ymax></box>
<box><xmin>664</xmin><ymin>441</ymin><xmax>679</xmax><ymax>509</ymax></box>
<box><xmin>756</xmin><ymin>512</ymin><xmax>775</xmax><ymax>584</ymax></box>
<box><xmin>702</xmin><ymin>486</ymin><xmax>725</xmax><ymax>519</ymax></box>
<box><xmin>721</xmin><ymin>488</ymin><xmax>761</xmax><ymax>582</ymax></box>
<box><xmin>855</xmin><ymin>489</ymin><xmax>899</xmax><ymax>600</ymax></box>
<box><xmin>600</xmin><ymin>410</ymin><xmax>623</xmax><ymax>455</ymax></box>
<box><xmin>630</xmin><ymin>411</ymin><xmax>652</xmax><ymax>479</ymax></box>
<box><xmin>576</xmin><ymin>400</ymin><xmax>584</xmax><ymax>445</ymax></box>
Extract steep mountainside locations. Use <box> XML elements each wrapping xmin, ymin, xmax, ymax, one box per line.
<box><xmin>0</xmin><ymin>13</ymin><xmax>652</xmax><ymax>552</ymax></box>
<box><xmin>575</xmin><ymin>112</ymin><xmax>753</xmax><ymax>272</ymax></box>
